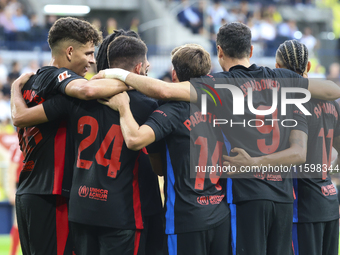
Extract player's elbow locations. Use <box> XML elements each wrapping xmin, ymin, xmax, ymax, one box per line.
<box><xmin>79</xmin><ymin>86</ymin><xmax>97</xmax><ymax>100</ymax></box>
<box><xmin>324</xmin><ymin>81</ymin><xmax>340</xmax><ymax>101</ymax></box>
<box><xmin>157</xmin><ymin>85</ymin><xmax>173</xmax><ymax>100</ymax></box>
<box><xmin>295</xmin><ymin>149</ymin><xmax>306</xmax><ymax>165</ymax></box>
<box><xmin>12</xmin><ymin>114</ymin><xmax>26</xmax><ymax>128</ymax></box>
<box><xmin>125</xmin><ymin>137</ymin><xmax>144</xmax><ymax>151</ymax></box>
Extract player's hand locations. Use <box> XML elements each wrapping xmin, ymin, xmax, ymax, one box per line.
<box><xmin>13</xmin><ymin>72</ymin><xmax>34</xmax><ymax>89</ymax></box>
<box><xmin>91</xmin><ymin>70</ymin><xmax>105</xmax><ymax>80</ymax></box>
<box><xmin>223</xmin><ymin>148</ymin><xmax>256</xmax><ymax>176</ymax></box>
<box><xmin>98</xmin><ymin>91</ymin><xmax>130</xmax><ymax>111</ymax></box>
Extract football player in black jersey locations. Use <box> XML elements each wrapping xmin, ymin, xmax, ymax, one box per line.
<box><xmin>10</xmin><ymin>18</ymin><xmax>135</xmax><ymax>255</ymax></box>
<box><xmin>96</xmin><ymin>23</ymin><xmax>340</xmax><ymax>255</ymax></box>
<box><xmin>276</xmin><ymin>40</ymin><xmax>340</xmax><ymax>255</ymax></box>
<box><xmin>100</xmin><ymin>44</ymin><xmax>231</xmax><ymax>255</ymax></box>
<box><xmin>11</xmin><ymin>32</ymin><xmax>162</xmax><ymax>255</ymax></box>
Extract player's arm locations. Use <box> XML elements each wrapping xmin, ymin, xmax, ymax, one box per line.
<box><xmin>11</xmin><ymin>73</ymin><xmax>48</xmax><ymax>127</ymax></box>
<box><xmin>64</xmin><ymin>77</ymin><xmax>129</xmax><ymax>100</ymax></box>
<box><xmin>93</xmin><ymin>69</ymin><xmax>197</xmax><ymax>102</ymax></box>
<box><xmin>330</xmin><ymin>136</ymin><xmax>340</xmax><ymax>173</ymax></box>
<box><xmin>99</xmin><ymin>92</ymin><xmax>156</xmax><ymax>151</ymax></box>
<box><xmin>308</xmin><ymin>79</ymin><xmax>340</xmax><ymax>101</ymax></box>
<box><xmin>223</xmin><ymin>130</ymin><xmax>307</xmax><ymax>171</ymax></box>
<box><xmin>148</xmin><ymin>152</ymin><xmax>164</xmax><ymax>176</ymax></box>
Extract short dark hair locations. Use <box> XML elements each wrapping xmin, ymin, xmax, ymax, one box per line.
<box><xmin>106</xmin><ymin>35</ymin><xmax>147</xmax><ymax>71</ymax></box>
<box><xmin>96</xmin><ymin>29</ymin><xmax>140</xmax><ymax>72</ymax></box>
<box><xmin>216</xmin><ymin>22</ymin><xmax>251</xmax><ymax>59</ymax></box>
<box><xmin>276</xmin><ymin>40</ymin><xmax>308</xmax><ymax>75</ymax></box>
<box><xmin>171</xmin><ymin>44</ymin><xmax>211</xmax><ymax>82</ymax></box>
<box><xmin>48</xmin><ymin>17</ymin><xmax>102</xmax><ymax>51</ymax></box>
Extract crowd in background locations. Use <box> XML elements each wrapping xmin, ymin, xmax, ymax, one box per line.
<box><xmin>176</xmin><ymin>0</ymin><xmax>318</xmax><ymax>56</ymax></box>
<box><xmin>1</xmin><ymin>0</ymin><xmax>340</xmax><ymax>129</ymax></box>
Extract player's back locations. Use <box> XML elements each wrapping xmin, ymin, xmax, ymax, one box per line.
<box><xmin>294</xmin><ymin>99</ymin><xmax>340</xmax><ymax>223</ymax></box>
<box><xmin>43</xmin><ymin>91</ymin><xmax>158</xmax><ymax>230</ymax></box>
<box><xmin>192</xmin><ymin>65</ymin><xmax>309</xmax><ymax>204</ymax></box>
<box><xmin>145</xmin><ymin>101</ymin><xmax>229</xmax><ymax>234</ymax></box>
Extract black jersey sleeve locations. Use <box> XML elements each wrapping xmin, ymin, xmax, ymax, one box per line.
<box><xmin>274</xmin><ymin>68</ymin><xmax>309</xmax><ymax>91</ymax></box>
<box><xmin>52</xmin><ymin>68</ymin><xmax>85</xmax><ymax>94</ymax></box>
<box><xmin>42</xmin><ymin>94</ymin><xmax>74</xmax><ymax>121</ymax></box>
<box><xmin>144</xmin><ymin>102</ymin><xmax>185</xmax><ymax>142</ymax></box>
<box><xmin>292</xmin><ymin>105</ymin><xmax>308</xmax><ymax>134</ymax></box>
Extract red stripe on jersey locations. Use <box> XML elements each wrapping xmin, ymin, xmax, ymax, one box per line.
<box><xmin>133</xmin><ymin>230</ymin><xmax>141</xmax><ymax>255</ymax></box>
<box><xmin>133</xmin><ymin>151</ymin><xmax>143</xmax><ymax>229</ymax></box>
<box><xmin>53</xmin><ymin>121</ymin><xmax>67</xmax><ymax>194</ymax></box>
<box><xmin>56</xmin><ymin>196</ymin><xmax>69</xmax><ymax>255</ymax></box>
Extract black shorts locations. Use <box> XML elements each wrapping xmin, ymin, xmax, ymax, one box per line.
<box><xmin>70</xmin><ymin>221</ymin><xmax>140</xmax><ymax>255</ymax></box>
<box><xmin>232</xmin><ymin>200</ymin><xmax>293</xmax><ymax>255</ymax></box>
<box><xmin>166</xmin><ymin>215</ymin><xmax>231</xmax><ymax>255</ymax></box>
<box><xmin>292</xmin><ymin>219</ymin><xmax>339</xmax><ymax>255</ymax></box>
<box><xmin>137</xmin><ymin>212</ymin><xmax>164</xmax><ymax>255</ymax></box>
<box><xmin>16</xmin><ymin>194</ymin><xmax>72</xmax><ymax>255</ymax></box>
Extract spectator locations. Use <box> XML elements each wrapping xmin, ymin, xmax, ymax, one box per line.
<box><xmin>207</xmin><ymin>0</ymin><xmax>228</xmax><ymax>34</ymax></box>
<box><xmin>300</xmin><ymin>27</ymin><xmax>317</xmax><ymax>55</ymax></box>
<box><xmin>12</xmin><ymin>6</ymin><xmax>30</xmax><ymax>32</ymax></box>
<box><xmin>278</xmin><ymin>20</ymin><xmax>298</xmax><ymax>39</ymax></box>
<box><xmin>105</xmin><ymin>17</ymin><xmax>117</xmax><ymax>36</ymax></box>
<box><xmin>177</xmin><ymin>0</ymin><xmax>203</xmax><ymax>34</ymax></box>
<box><xmin>8</xmin><ymin>61</ymin><xmax>20</xmax><ymax>83</ymax></box>
<box><xmin>0</xmin><ymin>56</ymin><xmax>8</xmax><ymax>86</ymax></box>
<box><xmin>327</xmin><ymin>62</ymin><xmax>340</xmax><ymax>85</ymax></box>
<box><xmin>91</xmin><ymin>18</ymin><xmax>101</xmax><ymax>31</ymax></box>
<box><xmin>129</xmin><ymin>17</ymin><xmax>140</xmax><ymax>34</ymax></box>
<box><xmin>21</xmin><ymin>60</ymin><xmax>39</xmax><ymax>74</ymax></box>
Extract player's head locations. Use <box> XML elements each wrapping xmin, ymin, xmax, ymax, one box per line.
<box><xmin>216</xmin><ymin>22</ymin><xmax>253</xmax><ymax>62</ymax></box>
<box><xmin>106</xmin><ymin>35</ymin><xmax>149</xmax><ymax>75</ymax></box>
<box><xmin>48</xmin><ymin>17</ymin><xmax>102</xmax><ymax>77</ymax></box>
<box><xmin>96</xmin><ymin>29</ymin><xmax>140</xmax><ymax>72</ymax></box>
<box><xmin>171</xmin><ymin>44</ymin><xmax>211</xmax><ymax>82</ymax></box>
<box><xmin>275</xmin><ymin>40</ymin><xmax>311</xmax><ymax>77</ymax></box>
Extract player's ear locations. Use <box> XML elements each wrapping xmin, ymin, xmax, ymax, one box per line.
<box><xmin>275</xmin><ymin>62</ymin><xmax>281</xmax><ymax>69</ymax></box>
<box><xmin>306</xmin><ymin>61</ymin><xmax>311</xmax><ymax>73</ymax></box>
<box><xmin>135</xmin><ymin>62</ymin><xmax>142</xmax><ymax>75</ymax></box>
<box><xmin>66</xmin><ymin>46</ymin><xmax>73</xmax><ymax>62</ymax></box>
<box><xmin>217</xmin><ymin>45</ymin><xmax>223</xmax><ymax>59</ymax></box>
<box><xmin>172</xmin><ymin>69</ymin><xmax>178</xmax><ymax>82</ymax></box>
<box><xmin>249</xmin><ymin>45</ymin><xmax>254</xmax><ymax>58</ymax></box>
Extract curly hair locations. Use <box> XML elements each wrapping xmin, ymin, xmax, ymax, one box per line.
<box><xmin>48</xmin><ymin>17</ymin><xmax>102</xmax><ymax>51</ymax></box>
<box><xmin>96</xmin><ymin>29</ymin><xmax>140</xmax><ymax>72</ymax></box>
<box><xmin>276</xmin><ymin>40</ymin><xmax>308</xmax><ymax>76</ymax></box>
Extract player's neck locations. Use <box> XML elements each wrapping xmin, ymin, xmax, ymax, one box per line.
<box><xmin>49</xmin><ymin>56</ymin><xmax>70</xmax><ymax>70</ymax></box>
<box><xmin>223</xmin><ymin>58</ymin><xmax>251</xmax><ymax>72</ymax></box>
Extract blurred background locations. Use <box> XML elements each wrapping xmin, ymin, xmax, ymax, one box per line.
<box><xmin>0</xmin><ymin>0</ymin><xmax>340</xmax><ymax>253</ymax></box>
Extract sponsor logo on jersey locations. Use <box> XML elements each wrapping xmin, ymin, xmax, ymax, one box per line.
<box><xmin>78</xmin><ymin>185</ymin><xmax>89</xmax><ymax>197</ymax></box>
<box><xmin>321</xmin><ymin>184</ymin><xmax>336</xmax><ymax>196</ymax></box>
<box><xmin>197</xmin><ymin>195</ymin><xmax>225</xmax><ymax>205</ymax></box>
<box><xmin>58</xmin><ymin>71</ymin><xmax>71</xmax><ymax>82</ymax></box>
<box><xmin>22</xmin><ymin>160</ymin><xmax>35</xmax><ymax>171</ymax></box>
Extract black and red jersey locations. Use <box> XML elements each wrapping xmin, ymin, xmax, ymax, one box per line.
<box><xmin>43</xmin><ymin>91</ymin><xmax>158</xmax><ymax>230</ymax></box>
<box><xmin>293</xmin><ymin>99</ymin><xmax>340</xmax><ymax>223</ymax></box>
<box><xmin>192</xmin><ymin>64</ymin><xmax>309</xmax><ymax>204</ymax></box>
<box><xmin>144</xmin><ymin>101</ymin><xmax>229</xmax><ymax>234</ymax></box>
<box><xmin>17</xmin><ymin>66</ymin><xmax>84</xmax><ymax>196</ymax></box>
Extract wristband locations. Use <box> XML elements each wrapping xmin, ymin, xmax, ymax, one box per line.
<box><xmin>104</xmin><ymin>68</ymin><xmax>130</xmax><ymax>82</ymax></box>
